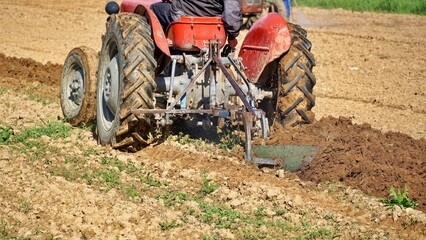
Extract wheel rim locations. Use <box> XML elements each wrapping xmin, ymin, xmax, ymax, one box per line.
<box><xmin>65</xmin><ymin>63</ymin><xmax>85</xmax><ymax>111</ymax></box>
<box><xmin>98</xmin><ymin>40</ymin><xmax>120</xmax><ymax>133</ymax></box>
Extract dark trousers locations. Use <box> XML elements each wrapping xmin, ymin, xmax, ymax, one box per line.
<box><xmin>150</xmin><ymin>2</ymin><xmax>174</xmax><ymax>32</ymax></box>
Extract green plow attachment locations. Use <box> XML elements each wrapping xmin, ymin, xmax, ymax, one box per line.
<box><xmin>252</xmin><ymin>145</ymin><xmax>320</xmax><ymax>172</ymax></box>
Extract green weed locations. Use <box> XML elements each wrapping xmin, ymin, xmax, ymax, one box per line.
<box><xmin>255</xmin><ymin>206</ymin><xmax>265</xmax><ymax>220</ymax></box>
<box><xmin>303</xmin><ymin>227</ymin><xmax>335</xmax><ymax>240</ymax></box>
<box><xmin>241</xmin><ymin>227</ymin><xmax>268</xmax><ymax>240</ymax></box>
<box><xmin>403</xmin><ymin>217</ymin><xmax>418</xmax><ymax>228</ymax></box>
<box><xmin>83</xmin><ymin>148</ymin><xmax>99</xmax><ymax>157</ymax></box>
<box><xmin>9</xmin><ymin>122</ymin><xmax>71</xmax><ymax>144</ymax></box>
<box><xmin>82</xmin><ymin>171</ymin><xmax>95</xmax><ymax>185</ymax></box>
<box><xmin>46</xmin><ymin>233</ymin><xmax>56</xmax><ymax>240</ymax></box>
<box><xmin>175</xmin><ymin>132</ymin><xmax>192</xmax><ymax>145</ymax></box>
<box><xmin>79</xmin><ymin>121</ymin><xmax>96</xmax><ymax>132</ymax></box>
<box><xmin>125</xmin><ymin>184</ymin><xmax>141</xmax><ymax>198</ymax></box>
<box><xmin>200</xmin><ymin>170</ymin><xmax>219</xmax><ymax>196</ymax></box>
<box><xmin>0</xmin><ymin>87</ymin><xmax>6</xmax><ymax>95</ymax></box>
<box><xmin>98</xmin><ymin>170</ymin><xmax>121</xmax><ymax>188</ymax></box>
<box><xmin>101</xmin><ymin>156</ymin><xmax>128</xmax><ymax>172</ymax></box>
<box><xmin>172</xmin><ymin>132</ymin><xmax>217</xmax><ymax>152</ymax></box>
<box><xmin>19</xmin><ymin>199</ymin><xmax>31</xmax><ymax>214</ymax></box>
<box><xmin>49</xmin><ymin>166</ymin><xmax>81</xmax><ymax>181</ymax></box>
<box><xmin>324</xmin><ymin>213</ymin><xmax>335</xmax><ymax>222</ymax></box>
<box><xmin>0</xmin><ymin>218</ymin><xmax>8</xmax><ymax>238</ymax></box>
<box><xmin>0</xmin><ymin>126</ymin><xmax>13</xmax><ymax>144</ymax></box>
<box><xmin>275</xmin><ymin>208</ymin><xmax>286</xmax><ymax>216</ymax></box>
<box><xmin>28</xmin><ymin>95</ymin><xmax>52</xmax><ymax>105</ymax></box>
<box><xmin>197</xmin><ymin>201</ymin><xmax>244</xmax><ymax>229</ymax></box>
<box><xmin>381</xmin><ymin>184</ymin><xmax>417</xmax><ymax>209</ymax></box>
<box><xmin>156</xmin><ymin>190</ymin><xmax>189</xmax><ymax>207</ymax></box>
<box><xmin>202</xmin><ymin>234</ymin><xmax>219</xmax><ymax>240</ymax></box>
<box><xmin>159</xmin><ymin>220</ymin><xmax>179</xmax><ymax>230</ymax></box>
<box><xmin>218</xmin><ymin>127</ymin><xmax>242</xmax><ymax>150</ymax></box>
<box><xmin>142</xmin><ymin>173</ymin><xmax>162</xmax><ymax>187</ymax></box>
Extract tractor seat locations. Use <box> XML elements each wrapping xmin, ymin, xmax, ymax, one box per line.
<box><xmin>166</xmin><ymin>16</ymin><xmax>226</xmax><ymax>52</ymax></box>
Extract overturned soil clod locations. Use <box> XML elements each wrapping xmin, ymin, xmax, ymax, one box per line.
<box><xmin>268</xmin><ymin>117</ymin><xmax>426</xmax><ymax>211</ymax></box>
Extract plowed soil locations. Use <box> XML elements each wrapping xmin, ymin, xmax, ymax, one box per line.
<box><xmin>0</xmin><ymin>0</ymin><xmax>425</xmax><ymax>239</ymax></box>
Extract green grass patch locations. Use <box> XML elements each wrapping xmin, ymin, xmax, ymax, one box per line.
<box><xmin>2</xmin><ymin>122</ymin><xmax>69</xmax><ymax>161</ymax></box>
<box><xmin>218</xmin><ymin>127</ymin><xmax>243</xmax><ymax>151</ymax></box>
<box><xmin>28</xmin><ymin>95</ymin><xmax>53</xmax><ymax>105</ymax></box>
<box><xmin>19</xmin><ymin>199</ymin><xmax>32</xmax><ymax>214</ymax></box>
<box><xmin>0</xmin><ymin>218</ymin><xmax>9</xmax><ymax>238</ymax></box>
<box><xmin>140</xmin><ymin>172</ymin><xmax>162</xmax><ymax>187</ymax></box>
<box><xmin>197</xmin><ymin>201</ymin><xmax>245</xmax><ymax>229</ymax></box>
<box><xmin>79</xmin><ymin>121</ymin><xmax>96</xmax><ymax>132</ymax></box>
<box><xmin>296</xmin><ymin>0</ymin><xmax>426</xmax><ymax>15</ymax></box>
<box><xmin>0</xmin><ymin>88</ymin><xmax>6</xmax><ymax>95</ymax></box>
<box><xmin>4</xmin><ymin>121</ymin><xmax>71</xmax><ymax>145</ymax></box>
<box><xmin>156</xmin><ymin>189</ymin><xmax>189</xmax><ymax>207</ymax></box>
<box><xmin>97</xmin><ymin>170</ymin><xmax>121</xmax><ymax>188</ymax></box>
<box><xmin>202</xmin><ymin>235</ymin><xmax>219</xmax><ymax>240</ymax></box>
<box><xmin>0</xmin><ymin>126</ymin><xmax>13</xmax><ymax>144</ymax></box>
<box><xmin>159</xmin><ymin>220</ymin><xmax>179</xmax><ymax>230</ymax></box>
<box><xmin>125</xmin><ymin>184</ymin><xmax>141</xmax><ymax>198</ymax></box>
<box><xmin>200</xmin><ymin>170</ymin><xmax>219</xmax><ymax>196</ymax></box>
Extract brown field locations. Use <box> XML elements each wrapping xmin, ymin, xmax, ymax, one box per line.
<box><xmin>0</xmin><ymin>0</ymin><xmax>425</xmax><ymax>239</ymax></box>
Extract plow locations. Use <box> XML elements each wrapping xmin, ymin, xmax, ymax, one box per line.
<box><xmin>60</xmin><ymin>0</ymin><xmax>318</xmax><ymax>171</ymax></box>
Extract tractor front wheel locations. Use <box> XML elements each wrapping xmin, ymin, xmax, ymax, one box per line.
<box><xmin>96</xmin><ymin>13</ymin><xmax>157</xmax><ymax>151</ymax></box>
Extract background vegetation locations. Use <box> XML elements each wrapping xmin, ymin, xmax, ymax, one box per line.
<box><xmin>296</xmin><ymin>0</ymin><xmax>426</xmax><ymax>15</ymax></box>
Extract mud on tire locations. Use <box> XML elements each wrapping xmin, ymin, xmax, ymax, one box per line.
<box><xmin>274</xmin><ymin>23</ymin><xmax>316</xmax><ymax>127</ymax></box>
<box><xmin>60</xmin><ymin>47</ymin><xmax>98</xmax><ymax>126</ymax></box>
<box><xmin>96</xmin><ymin>13</ymin><xmax>157</xmax><ymax>151</ymax></box>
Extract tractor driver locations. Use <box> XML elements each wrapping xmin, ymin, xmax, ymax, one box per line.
<box><xmin>150</xmin><ymin>0</ymin><xmax>243</xmax><ymax>49</ymax></box>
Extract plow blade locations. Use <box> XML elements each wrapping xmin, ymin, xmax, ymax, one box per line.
<box><xmin>252</xmin><ymin>145</ymin><xmax>320</xmax><ymax>172</ymax></box>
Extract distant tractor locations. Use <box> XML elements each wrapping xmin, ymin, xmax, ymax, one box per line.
<box><xmin>242</xmin><ymin>0</ymin><xmax>292</xmax><ymax>28</ymax></box>
<box><xmin>60</xmin><ymin>0</ymin><xmax>317</xmax><ymax>166</ymax></box>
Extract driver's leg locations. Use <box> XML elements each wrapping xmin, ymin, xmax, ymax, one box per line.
<box><xmin>150</xmin><ymin>2</ymin><xmax>174</xmax><ymax>32</ymax></box>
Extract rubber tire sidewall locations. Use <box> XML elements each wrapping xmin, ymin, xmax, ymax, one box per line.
<box><xmin>60</xmin><ymin>47</ymin><xmax>97</xmax><ymax>126</ymax></box>
<box><xmin>96</xmin><ymin>17</ymin><xmax>125</xmax><ymax>146</ymax></box>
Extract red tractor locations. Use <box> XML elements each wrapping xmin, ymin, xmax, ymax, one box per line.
<box><xmin>60</xmin><ymin>0</ymin><xmax>316</xmax><ymax>165</ymax></box>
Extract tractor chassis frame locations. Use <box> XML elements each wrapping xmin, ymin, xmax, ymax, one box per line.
<box><xmin>131</xmin><ymin>41</ymin><xmax>276</xmax><ymax>165</ymax></box>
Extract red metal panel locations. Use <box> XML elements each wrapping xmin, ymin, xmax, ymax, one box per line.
<box><xmin>239</xmin><ymin>13</ymin><xmax>291</xmax><ymax>83</ymax></box>
<box><xmin>166</xmin><ymin>16</ymin><xmax>226</xmax><ymax>51</ymax></box>
<box><xmin>120</xmin><ymin>0</ymin><xmax>170</xmax><ymax>56</ymax></box>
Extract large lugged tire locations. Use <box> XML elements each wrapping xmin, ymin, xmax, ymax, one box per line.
<box><xmin>60</xmin><ymin>46</ymin><xmax>98</xmax><ymax>126</ymax></box>
<box><xmin>96</xmin><ymin>13</ymin><xmax>157</xmax><ymax>151</ymax></box>
<box><xmin>274</xmin><ymin>23</ymin><xmax>316</xmax><ymax>127</ymax></box>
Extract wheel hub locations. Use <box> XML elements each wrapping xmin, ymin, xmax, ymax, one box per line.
<box><xmin>68</xmin><ymin>69</ymin><xmax>84</xmax><ymax>107</ymax></box>
<box><xmin>103</xmin><ymin>55</ymin><xmax>120</xmax><ymax>114</ymax></box>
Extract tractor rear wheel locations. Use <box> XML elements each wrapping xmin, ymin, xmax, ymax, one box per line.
<box><xmin>60</xmin><ymin>46</ymin><xmax>98</xmax><ymax>126</ymax></box>
<box><xmin>273</xmin><ymin>23</ymin><xmax>317</xmax><ymax>127</ymax></box>
<box><xmin>96</xmin><ymin>13</ymin><xmax>157</xmax><ymax>151</ymax></box>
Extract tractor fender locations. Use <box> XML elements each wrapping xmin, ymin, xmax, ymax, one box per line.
<box><xmin>239</xmin><ymin>13</ymin><xmax>291</xmax><ymax>84</ymax></box>
<box><xmin>120</xmin><ymin>0</ymin><xmax>170</xmax><ymax>57</ymax></box>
